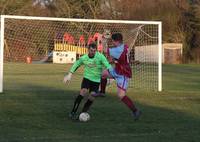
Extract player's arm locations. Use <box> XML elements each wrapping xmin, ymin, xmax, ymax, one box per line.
<box><xmin>63</xmin><ymin>57</ymin><xmax>83</xmax><ymax>83</ymax></box>
<box><xmin>106</xmin><ymin>47</ymin><xmax>118</xmax><ymax>64</ymax></box>
<box><xmin>70</xmin><ymin>57</ymin><xmax>83</xmax><ymax>73</ymax></box>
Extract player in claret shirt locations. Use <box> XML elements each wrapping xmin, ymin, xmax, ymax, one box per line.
<box><xmin>63</xmin><ymin>43</ymin><xmax>111</xmax><ymax>120</ymax></box>
<box><xmin>100</xmin><ymin>33</ymin><xmax>141</xmax><ymax>120</ymax></box>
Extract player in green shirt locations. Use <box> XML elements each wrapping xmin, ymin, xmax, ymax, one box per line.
<box><xmin>63</xmin><ymin>43</ymin><xmax>111</xmax><ymax>120</ymax></box>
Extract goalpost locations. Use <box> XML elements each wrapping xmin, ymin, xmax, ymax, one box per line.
<box><xmin>0</xmin><ymin>15</ymin><xmax>162</xmax><ymax>93</ymax></box>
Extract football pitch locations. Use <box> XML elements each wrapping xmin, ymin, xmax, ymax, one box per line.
<box><xmin>0</xmin><ymin>63</ymin><xmax>200</xmax><ymax>142</ymax></box>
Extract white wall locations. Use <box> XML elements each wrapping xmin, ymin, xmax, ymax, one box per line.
<box><xmin>135</xmin><ymin>44</ymin><xmax>164</xmax><ymax>63</ymax></box>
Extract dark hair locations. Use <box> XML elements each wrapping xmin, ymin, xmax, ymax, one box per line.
<box><xmin>112</xmin><ymin>33</ymin><xmax>123</xmax><ymax>42</ymax></box>
<box><xmin>88</xmin><ymin>43</ymin><xmax>97</xmax><ymax>49</ymax></box>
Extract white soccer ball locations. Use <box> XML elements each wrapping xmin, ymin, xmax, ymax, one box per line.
<box><xmin>79</xmin><ymin>112</ymin><xmax>90</xmax><ymax>122</ymax></box>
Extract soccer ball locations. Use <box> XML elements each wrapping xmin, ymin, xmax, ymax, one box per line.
<box><xmin>79</xmin><ymin>112</ymin><xmax>90</xmax><ymax>122</ymax></box>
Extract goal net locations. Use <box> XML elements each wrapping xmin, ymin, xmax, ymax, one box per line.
<box><xmin>0</xmin><ymin>15</ymin><xmax>162</xmax><ymax>92</ymax></box>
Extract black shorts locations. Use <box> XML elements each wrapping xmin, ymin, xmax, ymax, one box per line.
<box><xmin>81</xmin><ymin>78</ymin><xmax>100</xmax><ymax>93</ymax></box>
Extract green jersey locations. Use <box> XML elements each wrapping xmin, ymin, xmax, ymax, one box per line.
<box><xmin>70</xmin><ymin>52</ymin><xmax>111</xmax><ymax>83</ymax></box>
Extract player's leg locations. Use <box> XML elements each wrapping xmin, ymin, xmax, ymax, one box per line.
<box><xmin>69</xmin><ymin>78</ymin><xmax>89</xmax><ymax>119</ymax></box>
<box><xmin>81</xmin><ymin>94</ymin><xmax>95</xmax><ymax>112</ymax></box>
<box><xmin>99</xmin><ymin>77</ymin><xmax>107</xmax><ymax>96</ymax></box>
<box><xmin>116</xmin><ymin>76</ymin><xmax>141</xmax><ymax>120</ymax></box>
<box><xmin>70</xmin><ymin>89</ymin><xmax>86</xmax><ymax>114</ymax></box>
<box><xmin>95</xmin><ymin>69</ymin><xmax>113</xmax><ymax>97</ymax></box>
<box><xmin>82</xmin><ymin>80</ymin><xmax>100</xmax><ymax>112</ymax></box>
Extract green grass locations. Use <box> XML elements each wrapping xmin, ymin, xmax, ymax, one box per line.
<box><xmin>0</xmin><ymin>63</ymin><xmax>200</xmax><ymax>142</ymax></box>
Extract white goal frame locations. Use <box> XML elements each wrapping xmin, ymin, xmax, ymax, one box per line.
<box><xmin>0</xmin><ymin>15</ymin><xmax>162</xmax><ymax>93</ymax></box>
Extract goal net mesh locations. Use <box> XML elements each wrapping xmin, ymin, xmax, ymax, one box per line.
<box><xmin>2</xmin><ymin>17</ymin><xmax>160</xmax><ymax>91</ymax></box>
